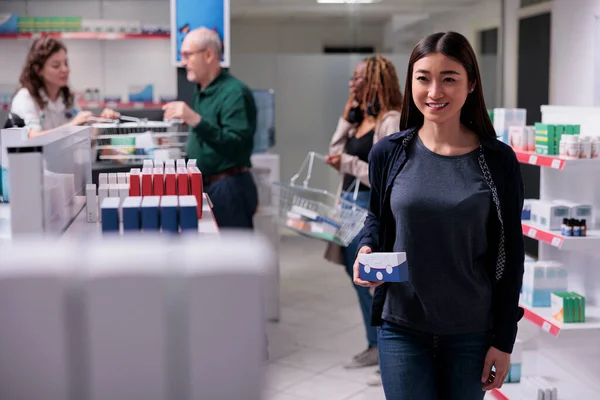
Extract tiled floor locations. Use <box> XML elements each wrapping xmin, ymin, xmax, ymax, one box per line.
<box><xmin>266</xmin><ymin>234</ymin><xmax>496</xmax><ymax>400</ymax></box>
<box><xmin>265</xmin><ymin>234</ymin><xmax>385</xmax><ymax>400</ymax></box>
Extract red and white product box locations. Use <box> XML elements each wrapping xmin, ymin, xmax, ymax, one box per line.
<box><xmin>141</xmin><ymin>168</ymin><xmax>153</xmax><ymax>197</ymax></box>
<box><xmin>188</xmin><ymin>167</ymin><xmax>203</xmax><ymax>218</ymax></box>
<box><xmin>129</xmin><ymin>168</ymin><xmax>141</xmax><ymax>196</ymax></box>
<box><xmin>177</xmin><ymin>167</ymin><xmax>189</xmax><ymax>195</ymax></box>
<box><xmin>153</xmin><ymin>167</ymin><xmax>164</xmax><ymax>196</ymax></box>
<box><xmin>165</xmin><ymin>168</ymin><xmax>177</xmax><ymax>195</ymax></box>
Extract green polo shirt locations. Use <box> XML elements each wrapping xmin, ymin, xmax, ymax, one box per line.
<box><xmin>187</xmin><ymin>71</ymin><xmax>257</xmax><ymax>177</ymax></box>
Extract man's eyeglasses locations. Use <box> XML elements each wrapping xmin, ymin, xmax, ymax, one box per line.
<box><xmin>180</xmin><ymin>49</ymin><xmax>207</xmax><ymax>61</ymax></box>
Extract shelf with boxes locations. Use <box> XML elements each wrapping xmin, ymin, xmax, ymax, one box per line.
<box><xmin>86</xmin><ymin>158</ymin><xmax>208</xmax><ymax>235</ymax></box>
<box><xmin>489</xmin><ymin>349</ymin><xmax>600</xmax><ymax>400</ymax></box>
<box><xmin>521</xmin><ymin>198</ymin><xmax>595</xmax><ymax>250</ymax></box>
<box><xmin>0</xmin><ymin>32</ymin><xmax>170</xmax><ymax>40</ymax></box>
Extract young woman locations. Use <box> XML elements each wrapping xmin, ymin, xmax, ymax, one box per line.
<box><xmin>11</xmin><ymin>36</ymin><xmax>118</xmax><ymax>138</ymax></box>
<box><xmin>324</xmin><ymin>56</ymin><xmax>402</xmax><ymax>376</ymax></box>
<box><xmin>353</xmin><ymin>32</ymin><xmax>525</xmax><ymax>399</ymax></box>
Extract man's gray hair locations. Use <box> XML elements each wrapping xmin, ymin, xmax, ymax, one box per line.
<box><xmin>190</xmin><ymin>28</ymin><xmax>223</xmax><ymax>59</ymax></box>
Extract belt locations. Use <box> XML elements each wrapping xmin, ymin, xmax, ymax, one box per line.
<box><xmin>203</xmin><ymin>166</ymin><xmax>249</xmax><ymax>184</ymax></box>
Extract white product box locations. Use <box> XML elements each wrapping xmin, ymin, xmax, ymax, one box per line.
<box><xmin>187</xmin><ymin>159</ymin><xmax>197</xmax><ymax>168</ymax></box>
<box><xmin>176</xmin><ymin>159</ymin><xmax>186</xmax><ymax>168</ymax></box>
<box><xmin>290</xmin><ymin>205</ymin><xmax>319</xmax><ymax>221</ymax></box>
<box><xmin>108</xmin><ymin>183</ymin><xmax>120</xmax><ymax>198</ymax></box>
<box><xmin>117</xmin><ymin>172</ymin><xmax>127</xmax><ymax>184</ymax></box>
<box><xmin>358</xmin><ymin>252</ymin><xmax>408</xmax><ymax>283</ymax></box>
<box><xmin>143</xmin><ymin>159</ymin><xmax>154</xmax><ymax>169</ymax></box>
<box><xmin>553</xmin><ymin>199</ymin><xmax>593</xmax><ymax>225</ymax></box>
<box><xmin>108</xmin><ymin>173</ymin><xmax>117</xmax><ymax>185</ymax></box>
<box><xmin>509</xmin><ymin>126</ymin><xmax>527</xmax><ymax>150</ymax></box>
<box><xmin>527</xmin><ymin>126</ymin><xmax>536</xmax><ymax>151</ymax></box>
<box><xmin>522</xmin><ymin>261</ymin><xmax>568</xmax><ymax>307</ymax></box>
<box><xmin>153</xmin><ymin>159</ymin><xmax>164</xmax><ymax>169</ymax></box>
<box><xmin>165</xmin><ymin>159</ymin><xmax>175</xmax><ymax>169</ymax></box>
<box><xmin>493</xmin><ymin>108</ymin><xmax>526</xmax><ymax>144</ymax></box>
<box><xmin>86</xmin><ymin>183</ymin><xmax>98</xmax><ymax>223</ymax></box>
<box><xmin>98</xmin><ymin>184</ymin><xmax>109</xmax><ymax>222</ymax></box>
<box><xmin>530</xmin><ymin>200</ymin><xmax>569</xmax><ymax>231</ymax></box>
<box><xmin>99</xmin><ymin>173</ymin><xmax>108</xmax><ymax>186</ymax></box>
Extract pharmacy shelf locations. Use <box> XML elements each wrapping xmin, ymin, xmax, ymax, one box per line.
<box><xmin>78</xmin><ymin>101</ymin><xmax>169</xmax><ymax>110</ymax></box>
<box><xmin>0</xmin><ymin>32</ymin><xmax>170</xmax><ymax>40</ymax></box>
<box><xmin>489</xmin><ymin>350</ymin><xmax>600</xmax><ymax>400</ymax></box>
<box><xmin>520</xmin><ymin>304</ymin><xmax>600</xmax><ymax>337</ymax></box>
<box><xmin>2</xmin><ymin>102</ymin><xmax>169</xmax><ymax>111</ymax></box>
<box><xmin>514</xmin><ymin>149</ymin><xmax>599</xmax><ymax>170</ymax></box>
<box><xmin>521</xmin><ymin>221</ymin><xmax>600</xmax><ymax>251</ymax></box>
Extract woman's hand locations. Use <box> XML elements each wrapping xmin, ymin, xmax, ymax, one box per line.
<box><xmin>353</xmin><ymin>246</ymin><xmax>384</xmax><ymax>288</ymax></box>
<box><xmin>70</xmin><ymin>110</ymin><xmax>93</xmax><ymax>126</ymax></box>
<box><xmin>343</xmin><ymin>93</ymin><xmax>358</xmax><ymax>122</ymax></box>
<box><xmin>325</xmin><ymin>154</ymin><xmax>341</xmax><ymax>171</ymax></box>
<box><xmin>100</xmin><ymin>108</ymin><xmax>120</xmax><ymax>120</ymax></box>
<box><xmin>481</xmin><ymin>347</ymin><xmax>510</xmax><ymax>391</ymax></box>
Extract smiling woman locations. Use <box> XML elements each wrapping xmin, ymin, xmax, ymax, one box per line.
<box><xmin>353</xmin><ymin>32</ymin><xmax>525</xmax><ymax>400</ymax></box>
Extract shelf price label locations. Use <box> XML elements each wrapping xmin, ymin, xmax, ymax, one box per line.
<box><xmin>529</xmin><ymin>155</ymin><xmax>538</xmax><ymax>165</ymax></box>
<box><xmin>541</xmin><ymin>321</ymin><xmax>552</xmax><ymax>333</ymax></box>
<box><xmin>551</xmin><ymin>159</ymin><xmax>562</xmax><ymax>169</ymax></box>
<box><xmin>528</xmin><ymin>228</ymin><xmax>538</xmax><ymax>238</ymax></box>
<box><xmin>551</xmin><ymin>237</ymin><xmax>563</xmax><ymax>247</ymax></box>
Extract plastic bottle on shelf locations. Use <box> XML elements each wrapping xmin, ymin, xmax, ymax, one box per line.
<box><xmin>563</xmin><ymin>135</ymin><xmax>581</xmax><ymax>158</ymax></box>
<box><xmin>580</xmin><ymin>136</ymin><xmax>592</xmax><ymax>158</ymax></box>
<box><xmin>592</xmin><ymin>137</ymin><xmax>600</xmax><ymax>158</ymax></box>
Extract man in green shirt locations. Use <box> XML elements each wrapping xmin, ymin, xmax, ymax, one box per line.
<box><xmin>163</xmin><ymin>28</ymin><xmax>258</xmax><ymax>229</ymax></box>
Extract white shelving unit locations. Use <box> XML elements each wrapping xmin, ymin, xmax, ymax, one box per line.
<box><xmin>491</xmin><ymin>105</ymin><xmax>600</xmax><ymax>399</ymax></box>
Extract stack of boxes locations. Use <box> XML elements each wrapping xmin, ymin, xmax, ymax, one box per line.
<box><xmin>509</xmin><ymin>125</ymin><xmax>535</xmax><ymax>152</ymax></box>
<box><xmin>534</xmin><ymin>123</ymin><xmax>581</xmax><ymax>156</ymax></box>
<box><xmin>551</xmin><ymin>292</ymin><xmax>586</xmax><ymax>323</ymax></box>
<box><xmin>527</xmin><ymin>199</ymin><xmax>593</xmax><ymax>233</ymax></box>
<box><xmin>522</xmin><ymin>261</ymin><xmax>568</xmax><ymax>308</ymax></box>
<box><xmin>493</xmin><ymin>108</ymin><xmax>527</xmax><ymax>144</ymax></box>
<box><xmin>87</xmin><ymin>159</ymin><xmax>204</xmax><ymax>234</ymax></box>
<box><xmin>285</xmin><ymin>205</ymin><xmax>340</xmax><ymax>242</ymax></box>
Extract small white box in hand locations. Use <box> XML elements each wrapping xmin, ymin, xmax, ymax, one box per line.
<box><xmin>358</xmin><ymin>252</ymin><xmax>408</xmax><ymax>283</ymax></box>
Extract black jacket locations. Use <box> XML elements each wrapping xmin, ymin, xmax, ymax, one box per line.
<box><xmin>358</xmin><ymin>127</ymin><xmax>525</xmax><ymax>354</ymax></box>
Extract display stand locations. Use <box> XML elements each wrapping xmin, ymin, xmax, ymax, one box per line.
<box><xmin>491</xmin><ymin>105</ymin><xmax>600</xmax><ymax>399</ymax></box>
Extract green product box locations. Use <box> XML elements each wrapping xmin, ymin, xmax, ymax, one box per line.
<box><xmin>574</xmin><ymin>124</ymin><xmax>581</xmax><ymax>135</ymax></box>
<box><xmin>555</xmin><ymin>124</ymin><xmax>564</xmax><ymax>150</ymax></box>
<box><xmin>50</xmin><ymin>17</ymin><xmax>62</xmax><ymax>32</ymax></box>
<box><xmin>564</xmin><ymin>125</ymin><xmax>581</xmax><ymax>135</ymax></box>
<box><xmin>65</xmin><ymin>17</ymin><xmax>82</xmax><ymax>32</ymax></box>
<box><xmin>34</xmin><ymin>17</ymin><xmax>53</xmax><ymax>32</ymax></box>
<box><xmin>570</xmin><ymin>292</ymin><xmax>585</xmax><ymax>322</ymax></box>
<box><xmin>18</xmin><ymin>17</ymin><xmax>36</xmax><ymax>32</ymax></box>
<box><xmin>551</xmin><ymin>292</ymin><xmax>568</xmax><ymax>323</ymax></box>
<box><xmin>535</xmin><ymin>123</ymin><xmax>557</xmax><ymax>155</ymax></box>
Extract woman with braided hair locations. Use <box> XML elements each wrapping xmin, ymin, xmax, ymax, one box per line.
<box><xmin>11</xmin><ymin>37</ymin><xmax>119</xmax><ymax>138</ymax></box>
<box><xmin>324</xmin><ymin>56</ymin><xmax>402</xmax><ymax>381</ymax></box>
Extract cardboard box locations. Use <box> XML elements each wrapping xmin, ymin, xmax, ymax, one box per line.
<box><xmin>522</xmin><ymin>261</ymin><xmax>568</xmax><ymax>308</ymax></box>
<box><xmin>535</xmin><ymin>123</ymin><xmax>558</xmax><ymax>155</ymax></box>
<box><xmin>160</xmin><ymin>196</ymin><xmax>179</xmax><ymax>234</ymax></box>
<box><xmin>553</xmin><ymin>199</ymin><xmax>593</xmax><ymax>225</ymax></box>
<box><xmin>122</xmin><ymin>196</ymin><xmax>142</xmax><ymax>231</ymax></box>
<box><xmin>530</xmin><ymin>200</ymin><xmax>569</xmax><ymax>231</ymax></box>
<box><xmin>358</xmin><ymin>252</ymin><xmax>408</xmax><ymax>283</ymax></box>
<box><xmin>141</xmin><ymin>196</ymin><xmax>160</xmax><ymax>231</ymax></box>
<box><xmin>101</xmin><ymin>197</ymin><xmax>120</xmax><ymax>233</ymax></box>
<box><xmin>179</xmin><ymin>195</ymin><xmax>198</xmax><ymax>232</ymax></box>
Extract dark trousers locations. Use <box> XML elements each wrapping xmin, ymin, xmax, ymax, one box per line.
<box><xmin>204</xmin><ymin>171</ymin><xmax>258</xmax><ymax>229</ymax></box>
<box><xmin>378</xmin><ymin>320</ymin><xmax>490</xmax><ymax>400</ymax></box>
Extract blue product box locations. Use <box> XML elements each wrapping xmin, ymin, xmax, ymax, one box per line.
<box><xmin>178</xmin><ymin>195</ymin><xmax>198</xmax><ymax>232</ymax></box>
<box><xmin>160</xmin><ymin>196</ymin><xmax>179</xmax><ymax>234</ymax></box>
<box><xmin>0</xmin><ymin>14</ymin><xmax>19</xmax><ymax>34</ymax></box>
<box><xmin>141</xmin><ymin>196</ymin><xmax>160</xmax><ymax>231</ymax></box>
<box><xmin>122</xmin><ymin>196</ymin><xmax>142</xmax><ymax>231</ymax></box>
<box><xmin>358</xmin><ymin>252</ymin><xmax>408</xmax><ymax>283</ymax></box>
<box><xmin>128</xmin><ymin>84</ymin><xmax>154</xmax><ymax>103</ymax></box>
<box><xmin>101</xmin><ymin>197</ymin><xmax>120</xmax><ymax>233</ymax></box>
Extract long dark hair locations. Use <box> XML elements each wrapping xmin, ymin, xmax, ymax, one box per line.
<box><xmin>399</xmin><ymin>31</ymin><xmax>496</xmax><ymax>139</ymax></box>
<box><xmin>18</xmin><ymin>37</ymin><xmax>74</xmax><ymax>110</ymax></box>
<box><xmin>362</xmin><ymin>56</ymin><xmax>403</xmax><ymax>116</ymax></box>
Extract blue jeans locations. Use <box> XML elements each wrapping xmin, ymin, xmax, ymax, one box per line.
<box><xmin>341</xmin><ymin>190</ymin><xmax>377</xmax><ymax>348</ymax></box>
<box><xmin>378</xmin><ymin>321</ymin><xmax>490</xmax><ymax>400</ymax></box>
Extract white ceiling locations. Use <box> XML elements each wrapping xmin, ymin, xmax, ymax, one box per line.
<box><xmin>231</xmin><ymin>0</ymin><xmax>489</xmax><ymax>20</ymax></box>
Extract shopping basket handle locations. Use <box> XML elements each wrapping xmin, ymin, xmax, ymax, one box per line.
<box><xmin>290</xmin><ymin>151</ymin><xmax>326</xmax><ymax>188</ymax></box>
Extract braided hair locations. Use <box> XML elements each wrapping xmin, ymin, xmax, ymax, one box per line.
<box><xmin>18</xmin><ymin>36</ymin><xmax>74</xmax><ymax>110</ymax></box>
<box><xmin>361</xmin><ymin>55</ymin><xmax>403</xmax><ymax>117</ymax></box>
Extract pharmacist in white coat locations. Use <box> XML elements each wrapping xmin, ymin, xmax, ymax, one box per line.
<box><xmin>11</xmin><ymin>36</ymin><xmax>118</xmax><ymax>138</ymax></box>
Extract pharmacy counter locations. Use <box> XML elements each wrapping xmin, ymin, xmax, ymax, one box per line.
<box><xmin>0</xmin><ymin>194</ymin><xmax>219</xmax><ymax>242</ymax></box>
